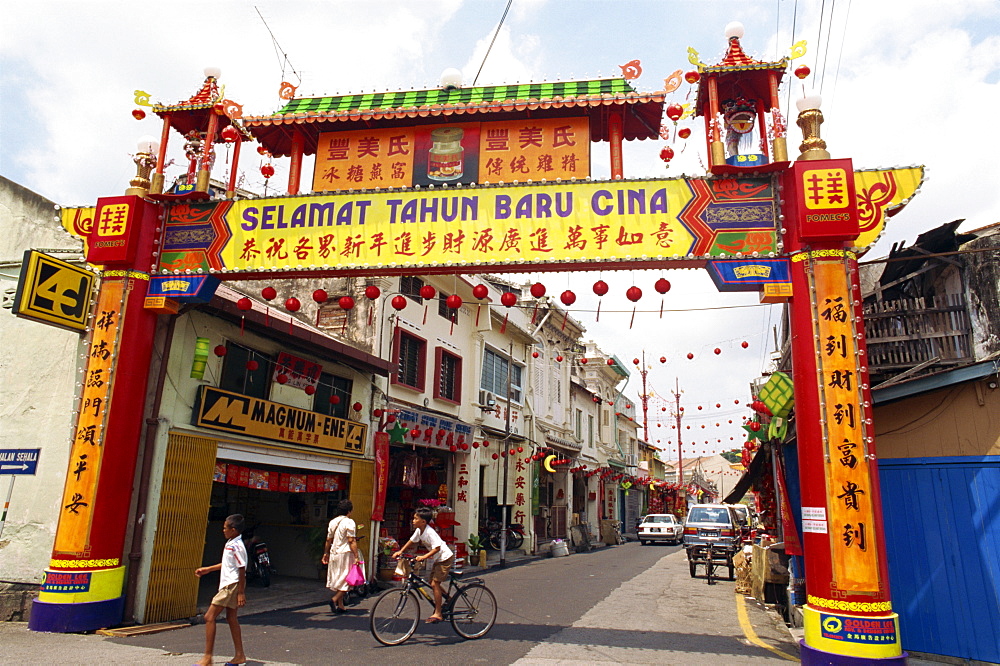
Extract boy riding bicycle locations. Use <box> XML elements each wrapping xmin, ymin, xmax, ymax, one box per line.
<box><xmin>392</xmin><ymin>507</ymin><xmax>454</xmax><ymax>623</ymax></box>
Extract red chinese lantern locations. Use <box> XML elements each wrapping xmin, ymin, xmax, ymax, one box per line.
<box><xmin>385</xmin><ymin>413</ymin><xmax>395</xmax><ymax>422</ymax></box>
<box><xmin>626</xmin><ymin>286</ymin><xmax>642</xmax><ymax>302</ymax></box>
<box><xmin>491</xmin><ymin>453</ymin><xmax>499</xmax><ymax>460</ymax></box>
<box><xmin>555</xmin><ymin>355</ymin><xmax>563</xmax><ymax>362</ymax></box>
<box><xmin>304</xmin><ymin>385</ymin><xmax>316</xmax><ymax>396</ymax></box>
<box><xmin>714</xmin><ymin>348</ymin><xmax>721</xmax><ymax>355</ymax></box>
<box><xmin>353</xmin><ymin>402</ymin><xmax>363</xmax><ymax>412</ymax></box>
<box><xmin>795</xmin><ymin>65</ymin><xmax>811</xmax><ymax>79</ymax></box>
<box><xmin>632</xmin><ymin>358</ymin><xmax>640</xmax><ymax>365</ymax></box>
<box><xmin>373</xmin><ymin>408</ymin><xmax>383</xmax><ymax>417</ymax></box>
<box><xmin>532</xmin><ymin>351</ymin><xmax>539</xmax><ymax>358</ymax></box>
<box><xmin>684</xmin><ymin>70</ymin><xmax>700</xmax><ymax>84</ymax></box>
<box><xmin>606</xmin><ymin>359</ymin><xmax>615</xmax><ymax>366</ymax></box>
<box><xmin>261</xmin><ymin>287</ymin><xmax>277</xmax><ymax>301</ymax></box>
<box><xmin>678</xmin><ymin>127</ymin><xmax>692</xmax><ymax>139</ymax></box>
<box><xmin>509</xmin><ymin>448</ymin><xmax>516</xmax><ymax>456</ymax></box>
<box><xmin>246</xmin><ymin>360</ymin><xmax>259</xmax><ymax>371</ymax></box>
<box><xmin>560</xmin><ymin>290</ymin><xmax>576</xmax><ymax>306</ymax></box>
<box><xmin>741</xmin><ymin>341</ymin><xmax>749</xmax><ymax>349</ymax></box>
<box><xmin>654</xmin><ymin>278</ymin><xmax>671</xmax><ymax>294</ymax></box>
<box><xmin>339</xmin><ymin>296</ymin><xmax>355</xmax><ymax>310</ymax></box>
<box><xmin>472</xmin><ymin>441</ymin><xmax>480</xmax><ymax>448</ymax></box>
<box><xmin>660</xmin><ymin>356</ymin><xmax>666</xmax><ymax>363</ymax></box>
<box><xmin>529</xmin><ymin>282</ymin><xmax>546</xmax><ymax>298</ymax></box>
<box><xmin>449</xmin><ymin>445</ymin><xmax>458</xmax><ymax>452</ymax></box>
<box><xmin>580</xmin><ymin>358</ymin><xmax>588</xmax><ymax>364</ymax></box>
<box><xmin>482</xmin><ymin>440</ymin><xmax>489</xmax><ymax>447</ymax></box>
<box><xmin>312</xmin><ymin>289</ymin><xmax>328</xmax><ymax>303</ymax></box>
<box><xmin>237</xmin><ymin>297</ymin><xmax>252</xmax><ymax>311</ymax></box>
<box><xmin>132</xmin><ymin>108</ymin><xmax>146</xmax><ymax>120</ymax></box>
<box><xmin>276</xmin><ymin>373</ymin><xmax>288</xmax><ymax>384</ymax></box>
<box><xmin>659</xmin><ymin>147</ymin><xmax>675</xmax><ymax>162</ymax></box>
<box><xmin>285</xmin><ymin>297</ymin><xmax>301</xmax><ymax>312</ymax></box>
<box><xmin>260</xmin><ymin>164</ymin><xmax>275</xmax><ymax>179</ymax></box>
<box><xmin>365</xmin><ymin>285</ymin><xmax>381</xmax><ymax>300</ymax></box>
<box><xmin>665</xmin><ymin>103</ymin><xmax>684</xmax><ymax>121</ymax></box>
<box><xmin>214</xmin><ymin>345</ymin><xmax>227</xmax><ymax>357</ymax></box>
<box><xmin>411</xmin><ymin>428</ymin><xmax>421</xmax><ymax>438</ymax></box>
<box><xmin>500</xmin><ymin>291</ymin><xmax>517</xmax><ymax>307</ymax></box>
<box><xmin>419</xmin><ymin>285</ymin><xmax>436</xmax><ymax>300</ymax></box>
<box><xmin>446</xmin><ymin>294</ymin><xmax>462</xmax><ymax>309</ymax></box>
<box><xmin>391</xmin><ymin>295</ymin><xmax>407</xmax><ymax>310</ymax></box>
<box><xmin>257</xmin><ymin>145</ymin><xmax>269</xmax><ymax>156</ymax></box>
<box><xmin>221</xmin><ymin>125</ymin><xmax>241</xmax><ymax>143</ymax></box>
<box><xmin>329</xmin><ymin>395</ymin><xmax>341</xmax><ymax>405</ymax></box>
<box><xmin>687</xmin><ymin>353</ymin><xmax>694</xmax><ymax>360</ymax></box>
<box><xmin>592</xmin><ymin>280</ymin><xmax>609</xmax><ymax>296</ymax></box>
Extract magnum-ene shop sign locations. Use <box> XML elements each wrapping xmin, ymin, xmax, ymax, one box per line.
<box><xmin>193</xmin><ymin>386</ymin><xmax>367</xmax><ymax>456</ymax></box>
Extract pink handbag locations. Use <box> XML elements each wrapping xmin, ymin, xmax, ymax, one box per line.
<box><xmin>345</xmin><ymin>561</ymin><xmax>366</xmax><ymax>586</ymax></box>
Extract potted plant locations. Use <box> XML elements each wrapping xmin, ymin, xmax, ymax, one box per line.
<box><xmin>301</xmin><ymin>525</ymin><xmax>328</xmax><ymax>581</ymax></box>
<box><xmin>467</xmin><ymin>534</ymin><xmax>487</xmax><ymax>567</ymax></box>
<box><xmin>377</xmin><ymin>536</ymin><xmax>400</xmax><ymax>581</ymax></box>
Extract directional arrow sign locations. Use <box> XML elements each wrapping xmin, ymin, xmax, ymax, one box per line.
<box><xmin>0</xmin><ymin>449</ymin><xmax>40</xmax><ymax>475</ymax></box>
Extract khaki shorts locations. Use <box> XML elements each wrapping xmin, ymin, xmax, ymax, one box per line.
<box><xmin>429</xmin><ymin>556</ymin><xmax>454</xmax><ymax>583</ymax></box>
<box><xmin>210</xmin><ymin>582</ymin><xmax>240</xmax><ymax>609</ymax></box>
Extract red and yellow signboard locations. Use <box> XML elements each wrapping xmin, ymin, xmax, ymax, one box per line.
<box><xmin>54</xmin><ymin>280</ymin><xmax>124</xmax><ymax>555</ymax></box>
<box><xmin>313</xmin><ymin>117</ymin><xmax>590</xmax><ymax>192</ymax></box>
<box><xmin>788</xmin><ymin>158</ymin><xmax>859</xmax><ymax>243</ymax></box>
<box><xmin>812</xmin><ymin>257</ymin><xmax>879</xmax><ymax>591</ymax></box>
<box><xmin>88</xmin><ymin>196</ymin><xmax>144</xmax><ymax>264</ymax></box>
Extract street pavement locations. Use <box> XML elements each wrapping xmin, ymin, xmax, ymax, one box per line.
<box><xmin>2</xmin><ymin>542</ymin><xmax>801</xmax><ymax>665</ymax></box>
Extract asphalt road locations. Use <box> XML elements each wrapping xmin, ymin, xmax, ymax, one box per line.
<box><xmin>2</xmin><ymin>542</ymin><xmax>801</xmax><ymax>664</ymax></box>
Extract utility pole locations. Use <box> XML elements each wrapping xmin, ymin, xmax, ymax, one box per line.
<box><xmin>637</xmin><ymin>351</ymin><xmax>650</xmax><ymax>443</ymax></box>
<box><xmin>500</xmin><ymin>341</ymin><xmax>513</xmax><ymax>567</ymax></box>
<box><xmin>672</xmin><ymin>378</ymin><xmax>684</xmax><ymax>485</ymax></box>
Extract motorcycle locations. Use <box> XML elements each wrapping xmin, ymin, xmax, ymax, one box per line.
<box><xmin>243</xmin><ymin>529</ymin><xmax>273</xmax><ymax>587</ymax></box>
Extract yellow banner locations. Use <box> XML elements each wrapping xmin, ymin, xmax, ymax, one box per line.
<box><xmin>193</xmin><ymin>386</ymin><xmax>367</xmax><ymax>456</ymax></box>
<box><xmin>219</xmin><ymin>179</ymin><xmax>710</xmax><ymax>271</ymax></box>
<box><xmin>54</xmin><ymin>280</ymin><xmax>123</xmax><ymax>555</ymax></box>
<box><xmin>813</xmin><ymin>258</ymin><xmax>879</xmax><ymax>591</ymax></box>
<box><xmin>853</xmin><ymin>167</ymin><xmax>924</xmax><ymax>250</ymax></box>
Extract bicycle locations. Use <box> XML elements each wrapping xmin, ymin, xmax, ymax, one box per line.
<box><xmin>369</xmin><ymin>555</ymin><xmax>498</xmax><ymax>646</ymax></box>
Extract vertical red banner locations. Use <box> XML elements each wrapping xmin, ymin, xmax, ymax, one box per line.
<box><xmin>371</xmin><ymin>432</ymin><xmax>389</xmax><ymax>521</ymax></box>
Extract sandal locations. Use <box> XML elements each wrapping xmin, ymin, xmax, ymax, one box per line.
<box><xmin>425</xmin><ymin>616</ymin><xmax>442</xmax><ymax>624</ymax></box>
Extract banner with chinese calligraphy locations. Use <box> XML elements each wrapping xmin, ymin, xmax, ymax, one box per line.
<box><xmin>312</xmin><ymin>118</ymin><xmax>589</xmax><ymax>192</ymax></box>
<box><xmin>811</xmin><ymin>257</ymin><xmax>879</xmax><ymax>591</ymax></box>
<box><xmin>274</xmin><ymin>351</ymin><xmax>322</xmax><ymax>390</ymax></box>
<box><xmin>54</xmin><ymin>281</ymin><xmax>124</xmax><ymax>554</ymax></box>
<box><xmin>158</xmin><ymin>176</ymin><xmax>779</xmax><ymax>274</ymax></box>
<box><xmin>372</xmin><ymin>432</ymin><xmax>389</xmax><ymax>521</ymax></box>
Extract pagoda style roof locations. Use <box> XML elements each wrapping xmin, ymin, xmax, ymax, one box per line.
<box><xmin>694</xmin><ymin>36</ymin><xmax>788</xmax><ymax>116</ymax></box>
<box><xmin>243</xmin><ymin>77</ymin><xmax>665</xmax><ymax>158</ymax></box>
<box><xmin>152</xmin><ymin>75</ymin><xmax>245</xmax><ymax>140</ymax></box>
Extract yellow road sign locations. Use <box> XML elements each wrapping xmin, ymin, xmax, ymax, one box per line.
<box><xmin>12</xmin><ymin>250</ymin><xmax>95</xmax><ymax>332</ymax></box>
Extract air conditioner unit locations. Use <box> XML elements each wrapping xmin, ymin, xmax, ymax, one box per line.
<box><xmin>624</xmin><ymin>454</ymin><xmax>639</xmax><ymax>466</ymax></box>
<box><xmin>478</xmin><ymin>390</ymin><xmax>496</xmax><ymax>407</ymax></box>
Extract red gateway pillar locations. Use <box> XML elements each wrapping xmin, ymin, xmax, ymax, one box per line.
<box><xmin>783</xmin><ymin>146</ymin><xmax>904</xmax><ymax>661</ymax></box>
<box><xmin>30</xmin><ymin>194</ymin><xmax>161</xmax><ymax>632</ymax></box>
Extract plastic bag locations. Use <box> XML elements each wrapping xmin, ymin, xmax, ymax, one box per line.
<box><xmin>345</xmin><ymin>561</ymin><xmax>366</xmax><ymax>586</ymax></box>
<box><xmin>394</xmin><ymin>558</ymin><xmax>411</xmax><ymax>577</ymax></box>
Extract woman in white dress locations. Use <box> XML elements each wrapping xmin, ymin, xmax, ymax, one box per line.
<box><xmin>321</xmin><ymin>499</ymin><xmax>361</xmax><ymax>613</ymax></box>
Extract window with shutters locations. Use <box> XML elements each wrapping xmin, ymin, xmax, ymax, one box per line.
<box><xmin>481</xmin><ymin>348</ymin><xmax>522</xmax><ymax>402</ymax></box>
<box><xmin>434</xmin><ymin>347</ymin><xmax>462</xmax><ymax>403</ymax></box>
<box><xmin>392</xmin><ymin>328</ymin><xmax>426</xmax><ymax>390</ymax></box>
<box><xmin>220</xmin><ymin>342</ymin><xmax>272</xmax><ymax>399</ymax></box>
<box><xmin>399</xmin><ymin>276</ymin><xmax>425</xmax><ymax>303</ymax></box>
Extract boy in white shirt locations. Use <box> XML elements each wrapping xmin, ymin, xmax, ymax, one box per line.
<box><xmin>195</xmin><ymin>514</ymin><xmax>247</xmax><ymax>666</ymax></box>
<box><xmin>393</xmin><ymin>507</ymin><xmax>455</xmax><ymax>623</ymax></box>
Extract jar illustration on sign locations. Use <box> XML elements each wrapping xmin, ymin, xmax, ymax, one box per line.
<box><xmin>427</xmin><ymin>128</ymin><xmax>464</xmax><ymax>181</ymax></box>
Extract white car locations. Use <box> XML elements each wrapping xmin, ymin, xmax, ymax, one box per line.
<box><xmin>638</xmin><ymin>514</ymin><xmax>683</xmax><ymax>545</ymax></box>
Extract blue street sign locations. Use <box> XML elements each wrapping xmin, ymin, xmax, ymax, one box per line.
<box><xmin>0</xmin><ymin>449</ymin><xmax>40</xmax><ymax>475</ymax></box>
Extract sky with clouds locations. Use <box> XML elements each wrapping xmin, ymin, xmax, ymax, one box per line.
<box><xmin>2</xmin><ymin>0</ymin><xmax>998</xmax><ymax>460</ymax></box>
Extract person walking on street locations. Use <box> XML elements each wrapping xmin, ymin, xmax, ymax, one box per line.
<box><xmin>194</xmin><ymin>513</ymin><xmax>247</xmax><ymax>666</ymax></box>
<box><xmin>322</xmin><ymin>499</ymin><xmax>362</xmax><ymax>614</ymax></box>
<box><xmin>392</xmin><ymin>507</ymin><xmax>454</xmax><ymax>623</ymax></box>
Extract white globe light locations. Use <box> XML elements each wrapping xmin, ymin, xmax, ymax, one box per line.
<box><xmin>796</xmin><ymin>94</ymin><xmax>823</xmax><ymax>112</ymax></box>
<box><xmin>724</xmin><ymin>22</ymin><xmax>745</xmax><ymax>39</ymax></box>
<box><xmin>137</xmin><ymin>136</ymin><xmax>160</xmax><ymax>153</ymax></box>
<box><xmin>440</xmin><ymin>68</ymin><xmax>463</xmax><ymax>90</ymax></box>
<box><xmin>204</xmin><ymin>66</ymin><xmax>222</xmax><ymax>79</ymax></box>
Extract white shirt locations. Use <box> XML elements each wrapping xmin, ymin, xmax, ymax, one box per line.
<box><xmin>220</xmin><ymin>535</ymin><xmax>248</xmax><ymax>589</ymax></box>
<box><xmin>410</xmin><ymin>525</ymin><xmax>453</xmax><ymax>565</ymax></box>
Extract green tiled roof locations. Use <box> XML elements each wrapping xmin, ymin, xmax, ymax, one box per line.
<box><xmin>276</xmin><ymin>78</ymin><xmax>638</xmax><ymax>116</ymax></box>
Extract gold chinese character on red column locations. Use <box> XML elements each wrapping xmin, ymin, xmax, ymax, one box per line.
<box><xmin>802</xmin><ymin>168</ymin><xmax>850</xmax><ymax>209</ymax></box>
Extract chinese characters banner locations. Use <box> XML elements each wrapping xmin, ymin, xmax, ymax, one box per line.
<box><xmin>274</xmin><ymin>351</ymin><xmax>322</xmax><ymax>390</ymax></box>
<box><xmin>54</xmin><ymin>280</ymin><xmax>124</xmax><ymax>555</ymax></box>
<box><xmin>812</xmin><ymin>258</ymin><xmax>879</xmax><ymax>591</ymax></box>
<box><xmin>312</xmin><ymin>118</ymin><xmax>589</xmax><ymax>193</ymax></box>
<box><xmin>372</xmin><ymin>432</ymin><xmax>389</xmax><ymax>521</ymax></box>
<box><xmin>193</xmin><ymin>177</ymin><xmax>778</xmax><ymax>274</ymax></box>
